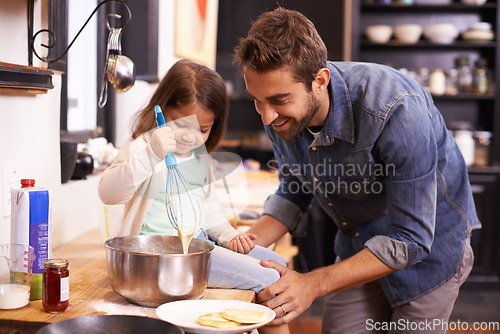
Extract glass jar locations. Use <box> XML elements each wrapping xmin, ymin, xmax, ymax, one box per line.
<box><xmin>416</xmin><ymin>68</ymin><xmax>430</xmax><ymax>91</ymax></box>
<box><xmin>454</xmin><ymin>130</ymin><xmax>475</xmax><ymax>167</ymax></box>
<box><xmin>429</xmin><ymin>69</ymin><xmax>446</xmax><ymax>96</ymax></box>
<box><xmin>42</xmin><ymin>259</ymin><xmax>69</xmax><ymax>313</ymax></box>
<box><xmin>472</xmin><ymin>58</ymin><xmax>489</xmax><ymax>95</ymax></box>
<box><xmin>456</xmin><ymin>56</ymin><xmax>473</xmax><ymax>93</ymax></box>
<box><xmin>473</xmin><ymin>131</ymin><xmax>492</xmax><ymax>167</ymax></box>
<box><xmin>445</xmin><ymin>69</ymin><xmax>459</xmax><ymax>95</ymax></box>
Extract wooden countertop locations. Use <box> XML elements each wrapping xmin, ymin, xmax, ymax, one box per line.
<box><xmin>0</xmin><ymin>228</ymin><xmax>255</xmax><ymax>333</ymax></box>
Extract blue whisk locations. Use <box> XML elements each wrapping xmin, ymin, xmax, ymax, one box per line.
<box><xmin>154</xmin><ymin>105</ymin><xmax>201</xmax><ymax>251</ymax></box>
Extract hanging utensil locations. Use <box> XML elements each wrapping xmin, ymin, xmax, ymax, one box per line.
<box><xmin>98</xmin><ymin>28</ymin><xmax>120</xmax><ymax>108</ymax></box>
<box><xmin>106</xmin><ymin>28</ymin><xmax>135</xmax><ymax>93</ymax></box>
<box><xmin>98</xmin><ymin>15</ymin><xmax>135</xmax><ymax>108</ymax></box>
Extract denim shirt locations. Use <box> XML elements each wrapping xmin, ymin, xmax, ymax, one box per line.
<box><xmin>262</xmin><ymin>61</ymin><xmax>481</xmax><ymax>306</ymax></box>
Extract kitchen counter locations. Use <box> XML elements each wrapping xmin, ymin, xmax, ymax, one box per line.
<box><xmin>214</xmin><ymin>168</ymin><xmax>280</xmax><ymax>216</ymax></box>
<box><xmin>0</xmin><ymin>228</ymin><xmax>255</xmax><ymax>334</ymax></box>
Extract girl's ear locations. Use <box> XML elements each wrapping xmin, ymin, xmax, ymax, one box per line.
<box><xmin>313</xmin><ymin>68</ymin><xmax>330</xmax><ymax>93</ymax></box>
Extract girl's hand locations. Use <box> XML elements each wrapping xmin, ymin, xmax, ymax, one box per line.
<box><xmin>228</xmin><ymin>233</ymin><xmax>257</xmax><ymax>254</ymax></box>
<box><xmin>150</xmin><ymin>126</ymin><xmax>177</xmax><ymax>158</ymax></box>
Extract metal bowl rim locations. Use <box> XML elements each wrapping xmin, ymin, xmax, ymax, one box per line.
<box><xmin>104</xmin><ymin>235</ymin><xmax>214</xmax><ymax>257</ymax></box>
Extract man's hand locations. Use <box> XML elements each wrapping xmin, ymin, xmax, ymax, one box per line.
<box><xmin>256</xmin><ymin>260</ymin><xmax>319</xmax><ymax>326</ymax></box>
<box><xmin>257</xmin><ymin>248</ymin><xmax>397</xmax><ymax>325</ymax></box>
<box><xmin>228</xmin><ymin>233</ymin><xmax>257</xmax><ymax>254</ymax></box>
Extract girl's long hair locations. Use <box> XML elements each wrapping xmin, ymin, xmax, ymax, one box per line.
<box><xmin>131</xmin><ymin>59</ymin><xmax>228</xmax><ymax>152</ymax></box>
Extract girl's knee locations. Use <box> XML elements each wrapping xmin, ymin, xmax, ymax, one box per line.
<box><xmin>261</xmin><ymin>266</ymin><xmax>281</xmax><ymax>288</ymax></box>
<box><xmin>250</xmin><ymin>246</ymin><xmax>287</xmax><ymax>267</ymax></box>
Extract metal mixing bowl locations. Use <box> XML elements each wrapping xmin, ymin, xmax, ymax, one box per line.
<box><xmin>105</xmin><ymin>235</ymin><xmax>214</xmax><ymax>307</ymax></box>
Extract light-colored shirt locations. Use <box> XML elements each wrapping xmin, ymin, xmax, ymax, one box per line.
<box><xmin>141</xmin><ymin>152</ymin><xmax>208</xmax><ymax>236</ymax></box>
<box><xmin>98</xmin><ymin>130</ymin><xmax>240</xmax><ymax>248</ymax></box>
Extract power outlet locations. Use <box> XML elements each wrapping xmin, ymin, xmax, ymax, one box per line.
<box><xmin>3</xmin><ymin>162</ymin><xmax>25</xmax><ymax>217</ymax></box>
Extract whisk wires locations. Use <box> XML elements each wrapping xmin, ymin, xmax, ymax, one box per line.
<box><xmin>154</xmin><ymin>105</ymin><xmax>202</xmax><ymax>236</ymax></box>
<box><xmin>165</xmin><ymin>161</ymin><xmax>202</xmax><ymax>235</ymax></box>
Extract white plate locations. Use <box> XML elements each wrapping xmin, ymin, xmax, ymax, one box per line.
<box><xmin>156</xmin><ymin>299</ymin><xmax>276</xmax><ymax>333</ymax></box>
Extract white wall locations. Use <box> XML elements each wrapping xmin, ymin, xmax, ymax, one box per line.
<box><xmin>0</xmin><ymin>0</ymin><xmax>179</xmax><ymax>247</ymax></box>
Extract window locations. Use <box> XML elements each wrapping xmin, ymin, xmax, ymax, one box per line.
<box><xmin>66</xmin><ymin>0</ymin><xmax>98</xmax><ymax>132</ymax></box>
<box><xmin>50</xmin><ymin>0</ymin><xmax>159</xmax><ymax>144</ymax></box>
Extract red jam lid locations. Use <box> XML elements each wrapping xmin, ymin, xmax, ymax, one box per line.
<box><xmin>21</xmin><ymin>179</ymin><xmax>35</xmax><ymax>188</ymax></box>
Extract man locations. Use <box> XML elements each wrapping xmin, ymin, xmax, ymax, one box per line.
<box><xmin>234</xmin><ymin>7</ymin><xmax>480</xmax><ymax>334</ymax></box>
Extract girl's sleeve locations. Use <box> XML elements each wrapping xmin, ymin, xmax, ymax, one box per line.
<box><xmin>98</xmin><ymin>135</ymin><xmax>163</xmax><ymax>204</ymax></box>
<box><xmin>204</xmin><ymin>193</ymin><xmax>239</xmax><ymax>248</ymax></box>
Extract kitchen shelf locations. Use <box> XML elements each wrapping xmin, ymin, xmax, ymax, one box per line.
<box><xmin>432</xmin><ymin>93</ymin><xmax>495</xmax><ymax>100</ymax></box>
<box><xmin>361</xmin><ymin>3</ymin><xmax>497</xmax><ymax>12</ymax></box>
<box><xmin>468</xmin><ymin>165</ymin><xmax>500</xmax><ymax>174</ymax></box>
<box><xmin>361</xmin><ymin>40</ymin><xmax>496</xmax><ymax>49</ymax></box>
<box><xmin>0</xmin><ymin>62</ymin><xmax>54</xmax><ymax>93</ymax></box>
<box><xmin>352</xmin><ymin>0</ymin><xmax>500</xmax><ymax>164</ymax></box>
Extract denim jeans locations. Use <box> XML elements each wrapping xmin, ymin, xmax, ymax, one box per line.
<box><xmin>321</xmin><ymin>237</ymin><xmax>474</xmax><ymax>334</ymax></box>
<box><xmin>197</xmin><ymin>231</ymin><xmax>286</xmax><ymax>293</ymax></box>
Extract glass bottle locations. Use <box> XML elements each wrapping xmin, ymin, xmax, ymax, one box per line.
<box><xmin>456</xmin><ymin>56</ymin><xmax>473</xmax><ymax>93</ymax></box>
<box><xmin>473</xmin><ymin>58</ymin><xmax>489</xmax><ymax>95</ymax></box>
<box><xmin>416</xmin><ymin>68</ymin><xmax>430</xmax><ymax>91</ymax></box>
<box><xmin>42</xmin><ymin>259</ymin><xmax>69</xmax><ymax>313</ymax></box>
<box><xmin>445</xmin><ymin>69</ymin><xmax>459</xmax><ymax>96</ymax></box>
<box><xmin>429</xmin><ymin>69</ymin><xmax>446</xmax><ymax>96</ymax></box>
<box><xmin>454</xmin><ymin>130</ymin><xmax>475</xmax><ymax>167</ymax></box>
<box><xmin>393</xmin><ymin>0</ymin><xmax>414</xmax><ymax>4</ymax></box>
<box><xmin>473</xmin><ymin>131</ymin><xmax>492</xmax><ymax>167</ymax></box>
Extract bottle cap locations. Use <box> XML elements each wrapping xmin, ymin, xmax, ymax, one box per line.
<box><xmin>43</xmin><ymin>259</ymin><xmax>69</xmax><ymax>269</ymax></box>
<box><xmin>473</xmin><ymin>131</ymin><xmax>492</xmax><ymax>139</ymax></box>
<box><xmin>21</xmin><ymin>179</ymin><xmax>35</xmax><ymax>188</ymax></box>
<box><xmin>475</xmin><ymin>58</ymin><xmax>488</xmax><ymax>68</ymax></box>
<box><xmin>455</xmin><ymin>57</ymin><xmax>470</xmax><ymax>67</ymax></box>
<box><xmin>449</xmin><ymin>121</ymin><xmax>473</xmax><ymax>131</ymax></box>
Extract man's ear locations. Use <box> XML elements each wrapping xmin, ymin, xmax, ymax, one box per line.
<box><xmin>313</xmin><ymin>68</ymin><xmax>331</xmax><ymax>93</ymax></box>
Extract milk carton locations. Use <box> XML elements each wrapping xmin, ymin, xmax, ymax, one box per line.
<box><xmin>11</xmin><ymin>179</ymin><xmax>52</xmax><ymax>300</ymax></box>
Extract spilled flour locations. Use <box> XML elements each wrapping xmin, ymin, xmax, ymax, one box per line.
<box><xmin>92</xmin><ymin>300</ymin><xmax>152</xmax><ymax>317</ymax></box>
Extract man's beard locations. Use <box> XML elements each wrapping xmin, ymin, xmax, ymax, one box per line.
<box><xmin>276</xmin><ymin>92</ymin><xmax>321</xmax><ymax>141</ymax></box>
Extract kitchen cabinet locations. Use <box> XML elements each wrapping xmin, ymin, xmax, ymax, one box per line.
<box><xmin>351</xmin><ymin>0</ymin><xmax>500</xmax><ymax>282</ymax></box>
<box><xmin>351</xmin><ymin>0</ymin><xmax>500</xmax><ymax>167</ymax></box>
<box><xmin>468</xmin><ymin>169</ymin><xmax>500</xmax><ymax>280</ymax></box>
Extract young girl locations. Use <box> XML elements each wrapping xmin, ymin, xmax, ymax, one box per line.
<box><xmin>98</xmin><ymin>60</ymin><xmax>289</xmax><ymax>332</ymax></box>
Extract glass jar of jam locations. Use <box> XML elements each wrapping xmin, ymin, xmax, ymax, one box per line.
<box><xmin>42</xmin><ymin>259</ymin><xmax>69</xmax><ymax>313</ymax></box>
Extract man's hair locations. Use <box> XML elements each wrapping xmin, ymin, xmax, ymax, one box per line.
<box><xmin>234</xmin><ymin>7</ymin><xmax>327</xmax><ymax>91</ymax></box>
